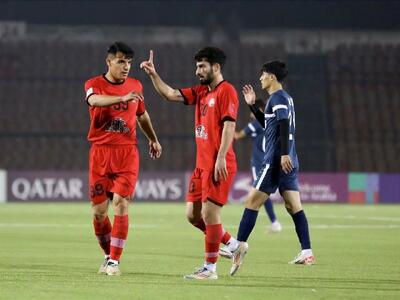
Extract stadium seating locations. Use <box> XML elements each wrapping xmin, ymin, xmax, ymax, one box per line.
<box><xmin>0</xmin><ymin>39</ymin><xmax>284</xmax><ymax>171</ymax></box>
<box><xmin>326</xmin><ymin>43</ymin><xmax>400</xmax><ymax>172</ymax></box>
<box><xmin>1</xmin><ymin>39</ymin><xmax>398</xmax><ymax>172</ymax></box>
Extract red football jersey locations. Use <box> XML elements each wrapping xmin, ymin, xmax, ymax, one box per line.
<box><xmin>180</xmin><ymin>81</ymin><xmax>238</xmax><ymax>172</ymax></box>
<box><xmin>84</xmin><ymin>75</ymin><xmax>146</xmax><ymax>145</ymax></box>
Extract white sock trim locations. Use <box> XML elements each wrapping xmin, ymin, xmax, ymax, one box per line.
<box><xmin>204</xmin><ymin>262</ymin><xmax>216</xmax><ymax>272</ymax></box>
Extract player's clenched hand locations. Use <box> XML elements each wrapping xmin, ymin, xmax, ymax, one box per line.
<box><xmin>281</xmin><ymin>155</ymin><xmax>293</xmax><ymax>174</ymax></box>
<box><xmin>140</xmin><ymin>50</ymin><xmax>157</xmax><ymax>76</ymax></box>
<box><xmin>214</xmin><ymin>156</ymin><xmax>228</xmax><ymax>182</ymax></box>
<box><xmin>121</xmin><ymin>91</ymin><xmax>144</xmax><ymax>102</ymax></box>
<box><xmin>242</xmin><ymin>84</ymin><xmax>256</xmax><ymax>105</ymax></box>
<box><xmin>149</xmin><ymin>140</ymin><xmax>162</xmax><ymax>159</ymax></box>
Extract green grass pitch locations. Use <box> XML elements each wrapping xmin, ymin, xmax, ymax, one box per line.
<box><xmin>0</xmin><ymin>203</ymin><xmax>399</xmax><ymax>300</ymax></box>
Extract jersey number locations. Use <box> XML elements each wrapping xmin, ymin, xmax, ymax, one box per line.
<box><xmin>200</xmin><ymin>104</ymin><xmax>208</xmax><ymax>116</ymax></box>
<box><xmin>288</xmin><ymin>97</ymin><xmax>295</xmax><ymax>139</ymax></box>
<box><xmin>90</xmin><ymin>183</ymin><xmax>104</xmax><ymax>198</ymax></box>
<box><xmin>113</xmin><ymin>102</ymin><xmax>128</xmax><ymax>110</ymax></box>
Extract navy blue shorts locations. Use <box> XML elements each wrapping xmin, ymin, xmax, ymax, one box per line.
<box><xmin>253</xmin><ymin>164</ymin><xmax>299</xmax><ymax>195</ymax></box>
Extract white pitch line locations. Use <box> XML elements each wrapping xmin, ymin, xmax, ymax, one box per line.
<box><xmin>0</xmin><ymin>223</ymin><xmax>399</xmax><ymax>229</ymax></box>
<box><xmin>308</xmin><ymin>215</ymin><xmax>400</xmax><ymax>222</ymax></box>
<box><xmin>0</xmin><ymin>223</ymin><xmax>157</xmax><ymax>229</ymax></box>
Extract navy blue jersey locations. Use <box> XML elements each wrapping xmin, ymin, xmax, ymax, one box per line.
<box><xmin>243</xmin><ymin>120</ymin><xmax>264</xmax><ymax>170</ymax></box>
<box><xmin>262</xmin><ymin>89</ymin><xmax>299</xmax><ymax>168</ymax></box>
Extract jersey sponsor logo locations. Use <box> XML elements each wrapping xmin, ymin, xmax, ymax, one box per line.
<box><xmin>105</xmin><ymin>118</ymin><xmax>130</xmax><ymax>133</ymax></box>
<box><xmin>195</xmin><ymin>125</ymin><xmax>208</xmax><ymax>140</ymax></box>
<box><xmin>208</xmin><ymin>98</ymin><xmax>215</xmax><ymax>107</ymax></box>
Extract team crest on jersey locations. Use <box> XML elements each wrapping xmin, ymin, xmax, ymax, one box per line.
<box><xmin>195</xmin><ymin>125</ymin><xmax>208</xmax><ymax>140</ymax></box>
<box><xmin>105</xmin><ymin>118</ymin><xmax>130</xmax><ymax>133</ymax></box>
<box><xmin>208</xmin><ymin>98</ymin><xmax>215</xmax><ymax>107</ymax></box>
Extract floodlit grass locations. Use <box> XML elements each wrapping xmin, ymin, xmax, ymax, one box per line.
<box><xmin>0</xmin><ymin>203</ymin><xmax>399</xmax><ymax>300</ymax></box>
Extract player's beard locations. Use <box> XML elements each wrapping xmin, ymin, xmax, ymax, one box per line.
<box><xmin>199</xmin><ymin>71</ymin><xmax>214</xmax><ymax>85</ymax></box>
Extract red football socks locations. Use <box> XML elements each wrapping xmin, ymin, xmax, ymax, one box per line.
<box><xmin>93</xmin><ymin>217</ymin><xmax>112</xmax><ymax>255</ymax></box>
<box><xmin>221</xmin><ymin>228</ymin><xmax>232</xmax><ymax>244</ymax></box>
<box><xmin>205</xmin><ymin>224</ymin><xmax>222</xmax><ymax>264</ymax></box>
<box><xmin>193</xmin><ymin>218</ymin><xmax>206</xmax><ymax>233</ymax></box>
<box><xmin>110</xmin><ymin>215</ymin><xmax>129</xmax><ymax>261</ymax></box>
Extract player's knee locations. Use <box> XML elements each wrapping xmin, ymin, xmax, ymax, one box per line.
<box><xmin>93</xmin><ymin>211</ymin><xmax>108</xmax><ymax>222</ymax></box>
<box><xmin>202</xmin><ymin>210</ymin><xmax>219</xmax><ymax>225</ymax></box>
<box><xmin>245</xmin><ymin>195</ymin><xmax>262</xmax><ymax>210</ymax></box>
<box><xmin>112</xmin><ymin>197</ymin><xmax>129</xmax><ymax>215</ymax></box>
<box><xmin>284</xmin><ymin>202</ymin><xmax>293</xmax><ymax>214</ymax></box>
<box><xmin>186</xmin><ymin>214</ymin><xmax>201</xmax><ymax>225</ymax></box>
<box><xmin>202</xmin><ymin>214</ymin><xmax>213</xmax><ymax>225</ymax></box>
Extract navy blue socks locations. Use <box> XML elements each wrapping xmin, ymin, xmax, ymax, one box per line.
<box><xmin>237</xmin><ymin>208</ymin><xmax>259</xmax><ymax>242</ymax></box>
<box><xmin>263</xmin><ymin>198</ymin><xmax>277</xmax><ymax>223</ymax></box>
<box><xmin>291</xmin><ymin>210</ymin><xmax>311</xmax><ymax>249</ymax></box>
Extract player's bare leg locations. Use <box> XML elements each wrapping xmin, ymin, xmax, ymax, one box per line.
<box><xmin>105</xmin><ymin>193</ymin><xmax>130</xmax><ymax>276</ymax></box>
<box><xmin>283</xmin><ymin>191</ymin><xmax>315</xmax><ymax>265</ymax></box>
<box><xmin>92</xmin><ymin>199</ymin><xmax>112</xmax><ymax>274</ymax></box>
<box><xmin>184</xmin><ymin>200</ymin><xmax>222</xmax><ymax>280</ymax></box>
<box><xmin>186</xmin><ymin>201</ymin><xmax>205</xmax><ymax>231</ymax></box>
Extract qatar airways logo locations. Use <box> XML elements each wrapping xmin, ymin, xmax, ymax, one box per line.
<box><xmin>195</xmin><ymin>125</ymin><xmax>208</xmax><ymax>140</ymax></box>
<box><xmin>11</xmin><ymin>177</ymin><xmax>83</xmax><ymax>201</ymax></box>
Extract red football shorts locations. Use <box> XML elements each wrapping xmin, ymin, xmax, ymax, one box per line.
<box><xmin>89</xmin><ymin>144</ymin><xmax>139</xmax><ymax>205</ymax></box>
<box><xmin>186</xmin><ymin>168</ymin><xmax>236</xmax><ymax>206</ymax></box>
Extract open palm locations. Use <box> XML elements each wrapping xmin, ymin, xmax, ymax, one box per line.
<box><xmin>242</xmin><ymin>84</ymin><xmax>256</xmax><ymax>105</ymax></box>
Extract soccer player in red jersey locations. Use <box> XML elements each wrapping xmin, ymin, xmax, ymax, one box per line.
<box><xmin>84</xmin><ymin>42</ymin><xmax>162</xmax><ymax>276</ymax></box>
<box><xmin>141</xmin><ymin>47</ymin><xmax>240</xmax><ymax>280</ymax></box>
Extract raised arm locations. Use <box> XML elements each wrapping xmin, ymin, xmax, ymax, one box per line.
<box><xmin>137</xmin><ymin>111</ymin><xmax>162</xmax><ymax>159</ymax></box>
<box><xmin>242</xmin><ymin>85</ymin><xmax>265</xmax><ymax>127</ymax></box>
<box><xmin>140</xmin><ymin>50</ymin><xmax>184</xmax><ymax>102</ymax></box>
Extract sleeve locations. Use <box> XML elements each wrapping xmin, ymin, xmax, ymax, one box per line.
<box><xmin>179</xmin><ymin>86</ymin><xmax>199</xmax><ymax>105</ymax></box>
<box><xmin>136</xmin><ymin>82</ymin><xmax>146</xmax><ymax>116</ymax></box>
<box><xmin>243</xmin><ymin>123</ymin><xmax>255</xmax><ymax>136</ymax></box>
<box><xmin>270</xmin><ymin>95</ymin><xmax>289</xmax><ymax>121</ymax></box>
<box><xmin>219</xmin><ymin>85</ymin><xmax>238</xmax><ymax>122</ymax></box>
<box><xmin>244</xmin><ymin>121</ymin><xmax>257</xmax><ymax>136</ymax></box>
<box><xmin>279</xmin><ymin>119</ymin><xmax>290</xmax><ymax>155</ymax></box>
<box><xmin>84</xmin><ymin>79</ymin><xmax>100</xmax><ymax>104</ymax></box>
<box><xmin>254</xmin><ymin>120</ymin><xmax>264</xmax><ymax>135</ymax></box>
<box><xmin>249</xmin><ymin>104</ymin><xmax>265</xmax><ymax>127</ymax></box>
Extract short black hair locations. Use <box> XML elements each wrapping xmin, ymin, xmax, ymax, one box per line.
<box><xmin>194</xmin><ymin>46</ymin><xmax>226</xmax><ymax>69</ymax></box>
<box><xmin>107</xmin><ymin>42</ymin><xmax>134</xmax><ymax>59</ymax></box>
<box><xmin>261</xmin><ymin>60</ymin><xmax>288</xmax><ymax>82</ymax></box>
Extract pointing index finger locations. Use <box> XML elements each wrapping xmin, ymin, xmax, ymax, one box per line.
<box><xmin>149</xmin><ymin>50</ymin><xmax>153</xmax><ymax>63</ymax></box>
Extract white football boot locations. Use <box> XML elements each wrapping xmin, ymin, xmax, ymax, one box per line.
<box><xmin>230</xmin><ymin>242</ymin><xmax>249</xmax><ymax>276</ymax></box>
<box><xmin>97</xmin><ymin>255</ymin><xmax>110</xmax><ymax>274</ymax></box>
<box><xmin>105</xmin><ymin>259</ymin><xmax>121</xmax><ymax>276</ymax></box>
<box><xmin>289</xmin><ymin>249</ymin><xmax>315</xmax><ymax>265</ymax></box>
<box><xmin>267</xmin><ymin>221</ymin><xmax>282</xmax><ymax>233</ymax></box>
<box><xmin>184</xmin><ymin>266</ymin><xmax>218</xmax><ymax>280</ymax></box>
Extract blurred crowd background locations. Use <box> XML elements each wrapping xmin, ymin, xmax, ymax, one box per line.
<box><xmin>1</xmin><ymin>0</ymin><xmax>399</xmax><ymax>173</ymax></box>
